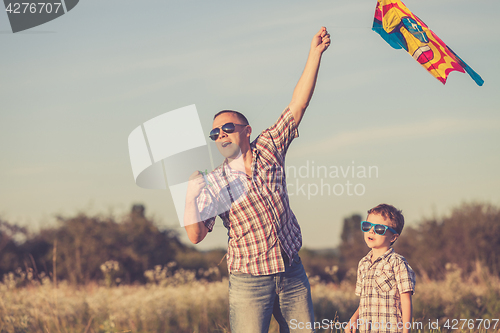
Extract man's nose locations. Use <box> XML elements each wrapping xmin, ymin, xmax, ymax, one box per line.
<box><xmin>217</xmin><ymin>130</ymin><xmax>228</xmax><ymax>140</ymax></box>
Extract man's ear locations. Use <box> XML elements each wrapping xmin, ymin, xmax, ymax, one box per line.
<box><xmin>245</xmin><ymin>125</ymin><xmax>252</xmax><ymax>138</ymax></box>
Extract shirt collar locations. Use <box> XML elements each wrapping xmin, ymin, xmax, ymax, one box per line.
<box><xmin>378</xmin><ymin>248</ymin><xmax>395</xmax><ymax>263</ymax></box>
<box><xmin>220</xmin><ymin>147</ymin><xmax>258</xmax><ymax>179</ymax></box>
<box><xmin>221</xmin><ymin>158</ymin><xmax>248</xmax><ymax>180</ymax></box>
<box><xmin>361</xmin><ymin>248</ymin><xmax>394</xmax><ymax>265</ymax></box>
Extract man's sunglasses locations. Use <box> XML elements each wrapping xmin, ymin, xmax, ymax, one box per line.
<box><xmin>360</xmin><ymin>221</ymin><xmax>398</xmax><ymax>236</ymax></box>
<box><xmin>209</xmin><ymin>123</ymin><xmax>247</xmax><ymax>141</ymax></box>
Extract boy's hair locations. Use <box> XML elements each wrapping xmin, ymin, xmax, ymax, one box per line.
<box><xmin>213</xmin><ymin>110</ymin><xmax>249</xmax><ymax>125</ymax></box>
<box><xmin>367</xmin><ymin>204</ymin><xmax>405</xmax><ymax>240</ymax></box>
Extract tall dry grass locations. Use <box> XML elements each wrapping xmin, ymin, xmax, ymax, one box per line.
<box><xmin>1</xmin><ymin>264</ymin><xmax>499</xmax><ymax>333</ymax></box>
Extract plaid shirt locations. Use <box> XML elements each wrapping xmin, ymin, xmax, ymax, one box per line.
<box><xmin>355</xmin><ymin>248</ymin><xmax>416</xmax><ymax>333</ymax></box>
<box><xmin>196</xmin><ymin>107</ymin><xmax>301</xmax><ymax>275</ymax></box>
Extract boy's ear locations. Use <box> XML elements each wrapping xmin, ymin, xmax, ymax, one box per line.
<box><xmin>391</xmin><ymin>233</ymin><xmax>399</xmax><ymax>244</ymax></box>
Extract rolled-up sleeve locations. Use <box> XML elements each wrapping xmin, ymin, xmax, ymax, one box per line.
<box><xmin>260</xmin><ymin>107</ymin><xmax>299</xmax><ymax>159</ymax></box>
<box><xmin>394</xmin><ymin>258</ymin><xmax>416</xmax><ymax>295</ymax></box>
<box><xmin>355</xmin><ymin>261</ymin><xmax>364</xmax><ymax>297</ymax></box>
<box><xmin>196</xmin><ymin>189</ymin><xmax>216</xmax><ymax>232</ymax></box>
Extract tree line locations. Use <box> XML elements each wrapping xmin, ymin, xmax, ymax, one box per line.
<box><xmin>0</xmin><ymin>205</ymin><xmax>226</xmax><ymax>285</ymax></box>
<box><xmin>1</xmin><ymin>202</ymin><xmax>498</xmax><ymax>285</ymax></box>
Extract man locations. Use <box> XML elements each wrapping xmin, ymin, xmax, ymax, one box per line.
<box><xmin>184</xmin><ymin>27</ymin><xmax>330</xmax><ymax>333</ymax></box>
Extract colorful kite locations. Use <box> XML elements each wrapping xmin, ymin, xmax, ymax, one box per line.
<box><xmin>373</xmin><ymin>0</ymin><xmax>484</xmax><ymax>86</ymax></box>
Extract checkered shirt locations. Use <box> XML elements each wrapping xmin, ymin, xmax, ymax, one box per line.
<box><xmin>196</xmin><ymin>107</ymin><xmax>301</xmax><ymax>275</ymax></box>
<box><xmin>355</xmin><ymin>248</ymin><xmax>416</xmax><ymax>333</ymax></box>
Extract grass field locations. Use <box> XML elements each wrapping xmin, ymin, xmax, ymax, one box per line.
<box><xmin>1</xmin><ymin>264</ymin><xmax>499</xmax><ymax>333</ymax></box>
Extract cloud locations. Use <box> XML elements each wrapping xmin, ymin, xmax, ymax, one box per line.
<box><xmin>290</xmin><ymin>117</ymin><xmax>500</xmax><ymax>158</ymax></box>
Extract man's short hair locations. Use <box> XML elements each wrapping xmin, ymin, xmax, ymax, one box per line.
<box><xmin>367</xmin><ymin>203</ymin><xmax>405</xmax><ymax>235</ymax></box>
<box><xmin>213</xmin><ymin>110</ymin><xmax>249</xmax><ymax>125</ymax></box>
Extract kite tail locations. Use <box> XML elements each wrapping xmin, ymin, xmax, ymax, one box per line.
<box><xmin>447</xmin><ymin>46</ymin><xmax>484</xmax><ymax>86</ymax></box>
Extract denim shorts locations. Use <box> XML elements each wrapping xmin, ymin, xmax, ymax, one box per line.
<box><xmin>229</xmin><ymin>254</ymin><xmax>315</xmax><ymax>333</ymax></box>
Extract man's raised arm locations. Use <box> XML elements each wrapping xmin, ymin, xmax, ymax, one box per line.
<box><xmin>288</xmin><ymin>27</ymin><xmax>330</xmax><ymax>127</ymax></box>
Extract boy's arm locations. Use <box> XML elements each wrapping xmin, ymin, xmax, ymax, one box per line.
<box><xmin>288</xmin><ymin>27</ymin><xmax>330</xmax><ymax>127</ymax></box>
<box><xmin>401</xmin><ymin>292</ymin><xmax>413</xmax><ymax>333</ymax></box>
<box><xmin>345</xmin><ymin>306</ymin><xmax>359</xmax><ymax>333</ymax></box>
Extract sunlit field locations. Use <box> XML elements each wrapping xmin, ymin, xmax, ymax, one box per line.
<box><xmin>2</xmin><ymin>203</ymin><xmax>498</xmax><ymax>332</ymax></box>
<box><xmin>1</xmin><ymin>263</ymin><xmax>499</xmax><ymax>333</ymax></box>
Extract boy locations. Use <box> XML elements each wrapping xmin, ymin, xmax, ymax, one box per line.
<box><xmin>346</xmin><ymin>204</ymin><xmax>416</xmax><ymax>333</ymax></box>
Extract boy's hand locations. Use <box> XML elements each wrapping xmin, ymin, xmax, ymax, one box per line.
<box><xmin>311</xmin><ymin>27</ymin><xmax>330</xmax><ymax>54</ymax></box>
<box><xmin>344</xmin><ymin>322</ymin><xmax>356</xmax><ymax>333</ymax></box>
<box><xmin>345</xmin><ymin>307</ymin><xmax>359</xmax><ymax>333</ymax></box>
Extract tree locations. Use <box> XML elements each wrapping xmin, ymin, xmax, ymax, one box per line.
<box><xmin>338</xmin><ymin>214</ymin><xmax>367</xmax><ymax>280</ymax></box>
<box><xmin>396</xmin><ymin>202</ymin><xmax>500</xmax><ymax>279</ymax></box>
<box><xmin>19</xmin><ymin>205</ymin><xmax>186</xmax><ymax>284</ymax></box>
<box><xmin>0</xmin><ymin>219</ymin><xmax>28</xmax><ymax>278</ymax></box>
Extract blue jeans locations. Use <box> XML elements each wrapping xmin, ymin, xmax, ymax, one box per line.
<box><xmin>229</xmin><ymin>254</ymin><xmax>315</xmax><ymax>333</ymax></box>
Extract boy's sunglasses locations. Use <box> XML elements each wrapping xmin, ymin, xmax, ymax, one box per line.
<box><xmin>361</xmin><ymin>221</ymin><xmax>398</xmax><ymax>236</ymax></box>
<box><xmin>209</xmin><ymin>123</ymin><xmax>247</xmax><ymax>141</ymax></box>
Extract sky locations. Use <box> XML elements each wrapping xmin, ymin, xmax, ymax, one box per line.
<box><xmin>1</xmin><ymin>0</ymin><xmax>499</xmax><ymax>250</ymax></box>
